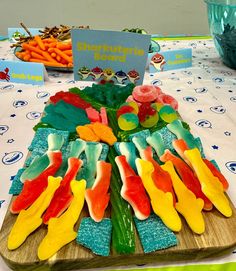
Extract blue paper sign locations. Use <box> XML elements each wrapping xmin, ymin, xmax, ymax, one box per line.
<box><xmin>149</xmin><ymin>48</ymin><xmax>192</xmax><ymax>72</ymax></box>
<box><xmin>71</xmin><ymin>29</ymin><xmax>151</xmax><ymax>85</ymax></box>
<box><xmin>8</xmin><ymin>28</ymin><xmax>43</xmax><ymax>43</ymax></box>
<box><xmin>0</xmin><ymin>60</ymin><xmax>47</xmax><ymax>85</ymax></box>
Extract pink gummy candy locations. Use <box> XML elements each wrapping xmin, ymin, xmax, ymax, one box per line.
<box><xmin>132</xmin><ymin>85</ymin><xmax>158</xmax><ymax>103</ymax></box>
<box><xmin>100</xmin><ymin>107</ymin><xmax>108</xmax><ymax>125</ymax></box>
<box><xmin>154</xmin><ymin>86</ymin><xmax>163</xmax><ymax>95</ymax></box>
<box><xmin>85</xmin><ymin>107</ymin><xmax>101</xmax><ymax>122</ymax></box>
<box><xmin>156</xmin><ymin>94</ymin><xmax>178</xmax><ymax>110</ymax></box>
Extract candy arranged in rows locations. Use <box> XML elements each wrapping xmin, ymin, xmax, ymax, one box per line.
<box><xmin>7</xmin><ymin>85</ymin><xmax>232</xmax><ymax>260</ymax></box>
<box><xmin>8</xmin><ymin>128</ymin><xmax>177</xmax><ymax>258</ymax></box>
<box><xmin>9</xmin><ymin>130</ymin><xmax>114</xmax><ymax>258</ymax></box>
<box><xmin>114</xmin><ymin>126</ymin><xmax>230</xmax><ymax>235</ymax></box>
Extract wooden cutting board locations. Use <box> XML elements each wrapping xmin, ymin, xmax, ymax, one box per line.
<box><xmin>0</xmin><ymin>195</ymin><xmax>236</xmax><ymax>271</ymax></box>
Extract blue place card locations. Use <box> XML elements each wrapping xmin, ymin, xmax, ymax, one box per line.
<box><xmin>148</xmin><ymin>48</ymin><xmax>192</xmax><ymax>72</ymax></box>
<box><xmin>71</xmin><ymin>29</ymin><xmax>151</xmax><ymax>85</ymax></box>
<box><xmin>0</xmin><ymin>60</ymin><xmax>47</xmax><ymax>85</ymax></box>
<box><xmin>8</xmin><ymin>28</ymin><xmax>43</xmax><ymax>43</ymax></box>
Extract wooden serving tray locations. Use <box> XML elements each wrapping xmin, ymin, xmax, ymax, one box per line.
<box><xmin>0</xmin><ymin>195</ymin><xmax>236</xmax><ymax>271</ymax></box>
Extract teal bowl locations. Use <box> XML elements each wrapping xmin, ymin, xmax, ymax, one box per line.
<box><xmin>204</xmin><ymin>0</ymin><xmax>236</xmax><ymax>69</ymax></box>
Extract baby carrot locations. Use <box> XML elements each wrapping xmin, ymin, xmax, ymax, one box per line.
<box><xmin>47</xmin><ymin>42</ymin><xmax>57</xmax><ymax>48</ymax></box>
<box><xmin>63</xmin><ymin>49</ymin><xmax>72</xmax><ymax>56</ymax></box>
<box><xmin>15</xmin><ymin>51</ymin><xmax>24</xmax><ymax>59</ymax></box>
<box><xmin>48</xmin><ymin>47</ymin><xmax>54</xmax><ymax>53</ymax></box>
<box><xmin>23</xmin><ymin>54</ymin><xmax>31</xmax><ymax>61</ymax></box>
<box><xmin>29</xmin><ymin>40</ymin><xmax>37</xmax><ymax>46</ymax></box>
<box><xmin>51</xmin><ymin>52</ymin><xmax>57</xmax><ymax>58</ymax></box>
<box><xmin>53</xmin><ymin>48</ymin><xmax>72</xmax><ymax>63</ymax></box>
<box><xmin>56</xmin><ymin>55</ymin><xmax>61</xmax><ymax>62</ymax></box>
<box><xmin>41</xmin><ymin>51</ymin><xmax>58</xmax><ymax>63</ymax></box>
<box><xmin>41</xmin><ymin>38</ymin><xmax>50</xmax><ymax>43</ymax></box>
<box><xmin>56</xmin><ymin>42</ymin><xmax>72</xmax><ymax>50</ymax></box>
<box><xmin>42</xmin><ymin>38</ymin><xmax>56</xmax><ymax>43</ymax></box>
<box><xmin>31</xmin><ymin>51</ymin><xmax>46</xmax><ymax>60</ymax></box>
<box><xmin>34</xmin><ymin>35</ymin><xmax>46</xmax><ymax>51</ymax></box>
<box><xmin>21</xmin><ymin>43</ymin><xmax>43</xmax><ymax>55</ymax></box>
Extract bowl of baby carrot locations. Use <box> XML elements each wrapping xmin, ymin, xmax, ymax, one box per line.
<box><xmin>12</xmin><ymin>24</ymin><xmax>90</xmax><ymax>71</ymax></box>
<box><xmin>14</xmin><ymin>35</ymin><xmax>73</xmax><ymax>70</ymax></box>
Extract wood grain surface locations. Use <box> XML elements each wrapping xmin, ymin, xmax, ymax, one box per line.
<box><xmin>0</xmin><ymin>195</ymin><xmax>236</xmax><ymax>271</ymax></box>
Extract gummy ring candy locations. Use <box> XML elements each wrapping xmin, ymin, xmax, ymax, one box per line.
<box><xmin>156</xmin><ymin>93</ymin><xmax>178</xmax><ymax>110</ymax></box>
<box><xmin>132</xmin><ymin>85</ymin><xmax>159</xmax><ymax>103</ymax></box>
<box><xmin>154</xmin><ymin>86</ymin><xmax>163</xmax><ymax>95</ymax></box>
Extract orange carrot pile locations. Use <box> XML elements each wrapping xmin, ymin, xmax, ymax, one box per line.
<box><xmin>15</xmin><ymin>35</ymin><xmax>73</xmax><ymax>68</ymax></box>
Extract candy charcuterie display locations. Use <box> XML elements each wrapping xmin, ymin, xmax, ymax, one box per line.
<box><xmin>0</xmin><ymin>83</ymin><xmax>235</xmax><ymax>271</ymax></box>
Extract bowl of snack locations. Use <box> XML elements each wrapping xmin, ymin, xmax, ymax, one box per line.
<box><xmin>12</xmin><ymin>25</ymin><xmax>73</xmax><ymax>70</ymax></box>
<box><xmin>204</xmin><ymin>0</ymin><xmax>236</xmax><ymax>69</ymax></box>
<box><xmin>12</xmin><ymin>24</ymin><xmax>89</xmax><ymax>71</ymax></box>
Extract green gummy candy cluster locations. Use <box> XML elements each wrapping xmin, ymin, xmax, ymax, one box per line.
<box><xmin>81</xmin><ymin>83</ymin><xmax>135</xmax><ymax>108</ymax></box>
<box><xmin>42</xmin><ymin>100</ymin><xmax>90</xmax><ymax>133</ymax></box>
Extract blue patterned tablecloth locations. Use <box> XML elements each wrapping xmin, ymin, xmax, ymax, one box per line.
<box><xmin>0</xmin><ymin>38</ymin><xmax>235</xmax><ymax>271</ymax></box>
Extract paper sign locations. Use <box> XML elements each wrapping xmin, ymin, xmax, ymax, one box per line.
<box><xmin>8</xmin><ymin>28</ymin><xmax>43</xmax><ymax>43</ymax></box>
<box><xmin>149</xmin><ymin>48</ymin><xmax>192</xmax><ymax>72</ymax></box>
<box><xmin>0</xmin><ymin>60</ymin><xmax>47</xmax><ymax>85</ymax></box>
<box><xmin>71</xmin><ymin>29</ymin><xmax>151</xmax><ymax>85</ymax></box>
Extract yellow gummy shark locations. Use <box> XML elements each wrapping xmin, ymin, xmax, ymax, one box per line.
<box><xmin>8</xmin><ymin>176</ymin><xmax>62</xmax><ymax>250</ymax></box>
<box><xmin>161</xmin><ymin>161</ymin><xmax>205</xmax><ymax>235</ymax></box>
<box><xmin>184</xmin><ymin>148</ymin><xmax>232</xmax><ymax>218</ymax></box>
<box><xmin>136</xmin><ymin>158</ymin><xmax>182</xmax><ymax>232</ymax></box>
<box><xmin>37</xmin><ymin>179</ymin><xmax>86</xmax><ymax>261</ymax></box>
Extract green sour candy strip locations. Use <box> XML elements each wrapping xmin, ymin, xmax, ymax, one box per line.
<box><xmin>167</xmin><ymin>119</ymin><xmax>197</xmax><ymax>149</ymax></box>
<box><xmin>146</xmin><ymin>131</ymin><xmax>165</xmax><ymax>158</ymax></box>
<box><xmin>108</xmin><ymin>147</ymin><xmax>135</xmax><ymax>254</ymax></box>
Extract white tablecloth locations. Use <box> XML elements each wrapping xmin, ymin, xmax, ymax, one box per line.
<box><xmin>0</xmin><ymin>37</ymin><xmax>235</xmax><ymax>271</ymax></box>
